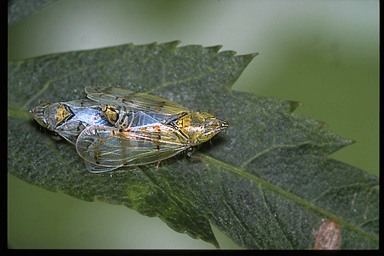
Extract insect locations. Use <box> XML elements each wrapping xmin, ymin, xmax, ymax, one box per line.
<box><xmin>30</xmin><ymin>99</ymin><xmax>111</xmax><ymax>144</ymax></box>
<box><xmin>30</xmin><ymin>86</ymin><xmax>228</xmax><ymax>173</ymax></box>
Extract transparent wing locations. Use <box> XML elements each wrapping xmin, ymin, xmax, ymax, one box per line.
<box><xmin>76</xmin><ymin>125</ymin><xmax>189</xmax><ymax>173</ymax></box>
<box><xmin>85</xmin><ymin>86</ymin><xmax>188</xmax><ymax>115</ymax></box>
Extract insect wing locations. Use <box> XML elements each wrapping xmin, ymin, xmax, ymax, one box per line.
<box><xmin>55</xmin><ymin>107</ymin><xmax>111</xmax><ymax>144</ymax></box>
<box><xmin>76</xmin><ymin>125</ymin><xmax>188</xmax><ymax>172</ymax></box>
<box><xmin>85</xmin><ymin>86</ymin><xmax>188</xmax><ymax>115</ymax></box>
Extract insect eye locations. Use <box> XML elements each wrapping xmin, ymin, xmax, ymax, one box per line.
<box><xmin>103</xmin><ymin>105</ymin><xmax>119</xmax><ymax>124</ymax></box>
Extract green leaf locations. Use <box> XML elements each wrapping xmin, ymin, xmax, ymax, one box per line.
<box><xmin>8</xmin><ymin>0</ymin><xmax>60</xmax><ymax>25</ymax></box>
<box><xmin>8</xmin><ymin>42</ymin><xmax>378</xmax><ymax>249</ymax></box>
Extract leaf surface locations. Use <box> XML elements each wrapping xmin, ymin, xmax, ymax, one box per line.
<box><xmin>8</xmin><ymin>42</ymin><xmax>379</xmax><ymax>249</ymax></box>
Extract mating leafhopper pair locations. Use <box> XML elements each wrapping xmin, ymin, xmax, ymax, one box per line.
<box><xmin>30</xmin><ymin>86</ymin><xmax>228</xmax><ymax>173</ymax></box>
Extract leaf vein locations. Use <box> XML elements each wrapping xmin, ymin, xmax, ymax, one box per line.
<box><xmin>201</xmin><ymin>153</ymin><xmax>379</xmax><ymax>243</ymax></box>
<box><xmin>258</xmin><ymin>185</ymin><xmax>293</xmax><ymax>249</ymax></box>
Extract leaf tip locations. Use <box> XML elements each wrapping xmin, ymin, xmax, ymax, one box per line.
<box><xmin>340</xmin><ymin>137</ymin><xmax>355</xmax><ymax>147</ymax></box>
<box><xmin>288</xmin><ymin>100</ymin><xmax>303</xmax><ymax>113</ymax></box>
<box><xmin>151</xmin><ymin>40</ymin><xmax>181</xmax><ymax>50</ymax></box>
<box><xmin>167</xmin><ymin>40</ymin><xmax>182</xmax><ymax>48</ymax></box>
<box><xmin>250</xmin><ymin>52</ymin><xmax>259</xmax><ymax>58</ymax></box>
<box><xmin>239</xmin><ymin>52</ymin><xmax>258</xmax><ymax>64</ymax></box>
<box><xmin>207</xmin><ymin>45</ymin><xmax>223</xmax><ymax>53</ymax></box>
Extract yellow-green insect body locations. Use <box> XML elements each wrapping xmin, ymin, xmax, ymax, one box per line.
<box><xmin>30</xmin><ymin>86</ymin><xmax>228</xmax><ymax>173</ymax></box>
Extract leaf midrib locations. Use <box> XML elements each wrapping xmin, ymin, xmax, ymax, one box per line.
<box><xmin>199</xmin><ymin>153</ymin><xmax>378</xmax><ymax>243</ymax></box>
